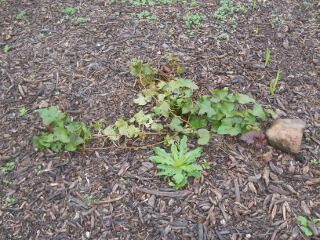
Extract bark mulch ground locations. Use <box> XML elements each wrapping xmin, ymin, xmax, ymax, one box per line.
<box><xmin>0</xmin><ymin>0</ymin><xmax>319</xmax><ymax>239</ymax></box>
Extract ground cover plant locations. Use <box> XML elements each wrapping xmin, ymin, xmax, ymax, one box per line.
<box><xmin>1</xmin><ymin>0</ymin><xmax>319</xmax><ymax>239</ymax></box>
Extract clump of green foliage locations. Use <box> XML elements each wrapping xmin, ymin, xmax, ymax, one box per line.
<box><xmin>3</xmin><ymin>44</ymin><xmax>10</xmax><ymax>53</ymax></box>
<box><xmin>150</xmin><ymin>136</ymin><xmax>203</xmax><ymax>189</ymax></box>
<box><xmin>33</xmin><ymin>106</ymin><xmax>92</xmax><ymax>152</ymax></box>
<box><xmin>1</xmin><ymin>162</ymin><xmax>14</xmax><ymax>172</ymax></box>
<box><xmin>130</xmin><ymin>58</ymin><xmax>274</xmax><ymax>144</ymax></box>
<box><xmin>16</xmin><ymin>11</ymin><xmax>26</xmax><ymax>20</ymax></box>
<box><xmin>215</xmin><ymin>33</ymin><xmax>229</xmax><ymax>40</ymax></box>
<box><xmin>213</xmin><ymin>0</ymin><xmax>247</xmax><ymax>20</ymax></box>
<box><xmin>297</xmin><ymin>216</ymin><xmax>318</xmax><ymax>237</ymax></box>
<box><xmin>59</xmin><ymin>7</ymin><xmax>78</xmax><ymax>15</ymax></box>
<box><xmin>184</xmin><ymin>13</ymin><xmax>206</xmax><ymax>28</ymax></box>
<box><xmin>77</xmin><ymin>18</ymin><xmax>88</xmax><ymax>23</ymax></box>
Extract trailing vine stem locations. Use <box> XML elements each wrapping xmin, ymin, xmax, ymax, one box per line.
<box><xmin>80</xmin><ymin>132</ymin><xmax>179</xmax><ymax>150</ymax></box>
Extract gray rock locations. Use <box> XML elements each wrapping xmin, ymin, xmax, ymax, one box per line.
<box><xmin>266</xmin><ymin>119</ymin><xmax>306</xmax><ymax>154</ymax></box>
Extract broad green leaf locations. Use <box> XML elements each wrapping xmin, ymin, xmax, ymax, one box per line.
<box><xmin>217</xmin><ymin>118</ymin><xmax>241</xmax><ymax>136</ymax></box>
<box><xmin>180</xmin><ymin>164</ymin><xmax>202</xmax><ymax>173</ymax></box>
<box><xmin>157</xmin><ymin>94</ymin><xmax>166</xmax><ymax>101</ymax></box>
<box><xmin>178</xmin><ymin>135</ymin><xmax>188</xmax><ymax>158</ymax></box>
<box><xmin>182</xmin><ymin>102</ymin><xmax>198</xmax><ymax>114</ymax></box>
<box><xmin>51</xmin><ymin>142</ymin><xmax>63</xmax><ymax>152</ymax></box>
<box><xmin>167</xmin><ymin>117</ymin><xmax>184</xmax><ymax>131</ymax></box>
<box><xmin>217</xmin><ymin>124</ymin><xmax>242</xmax><ymax>136</ymax></box>
<box><xmin>130</xmin><ymin>60</ymin><xmax>142</xmax><ymax>76</ymax></box>
<box><xmin>311</xmin><ymin>219</ymin><xmax>318</xmax><ymax>225</ymax></box>
<box><xmin>190</xmin><ymin>115</ymin><xmax>208</xmax><ymax>129</ymax></box>
<box><xmin>210</xmin><ymin>121</ymin><xmax>221</xmax><ymax>133</ymax></box>
<box><xmin>156</xmin><ymin>81</ymin><xmax>166</xmax><ymax>90</ymax></box>
<box><xmin>39</xmin><ymin>136</ymin><xmax>53</xmax><ymax>147</ymax></box>
<box><xmin>234</xmin><ymin>93</ymin><xmax>255</xmax><ymax>104</ymax></box>
<box><xmin>19</xmin><ymin>108</ymin><xmax>28</xmax><ymax>117</ymax></box>
<box><xmin>53</xmin><ymin>127</ymin><xmax>70</xmax><ymax>143</ymax></box>
<box><xmin>142</xmin><ymin>88</ymin><xmax>157</xmax><ymax>98</ymax></box>
<box><xmin>80</xmin><ymin>122</ymin><xmax>91</xmax><ymax>138</ymax></box>
<box><xmin>171</xmin><ymin>144</ymin><xmax>179</xmax><ymax>162</ymax></box>
<box><xmin>243</xmin><ymin>112</ymin><xmax>256</xmax><ymax>124</ymax></box>
<box><xmin>133</xmin><ymin>110</ymin><xmax>149</xmax><ymax>126</ymax></box>
<box><xmin>44</xmin><ymin>133</ymin><xmax>55</xmax><ymax>143</ymax></box>
<box><xmin>197</xmin><ymin>129</ymin><xmax>210</xmax><ymax>145</ymax></box>
<box><xmin>149</xmin><ymin>156</ymin><xmax>174</xmax><ymax>165</ymax></box>
<box><xmin>184</xmin><ymin>147</ymin><xmax>202</xmax><ymax>163</ymax></box>
<box><xmin>156</xmin><ymin>164</ymin><xmax>178</xmax><ymax>176</ymax></box>
<box><xmin>134</xmin><ymin>93</ymin><xmax>148</xmax><ymax>105</ymax></box>
<box><xmin>152</xmin><ymin>101</ymin><xmax>170</xmax><ymax>117</ymax></box>
<box><xmin>297</xmin><ymin>216</ymin><xmax>308</xmax><ymax>227</ymax></box>
<box><xmin>265</xmin><ymin>108</ymin><xmax>276</xmax><ymax>117</ymax></box>
<box><xmin>152</xmin><ymin>147</ymin><xmax>173</xmax><ymax>161</ymax></box>
<box><xmin>64</xmin><ymin>143</ymin><xmax>77</xmax><ymax>151</ymax></box>
<box><xmin>32</xmin><ymin>136</ymin><xmax>46</xmax><ymax>149</ymax></box>
<box><xmin>172</xmin><ymin>171</ymin><xmax>185</xmax><ymax>184</ymax></box>
<box><xmin>67</xmin><ymin>122</ymin><xmax>80</xmax><ymax>132</ymax></box>
<box><xmin>126</xmin><ymin>125</ymin><xmax>139</xmax><ymax>138</ymax></box>
<box><xmin>38</xmin><ymin>106</ymin><xmax>59</xmax><ymax>125</ymax></box>
<box><xmin>300</xmin><ymin>226</ymin><xmax>313</xmax><ymax>236</ymax></box>
<box><xmin>102</xmin><ymin>125</ymin><xmax>119</xmax><ymax>141</ymax></box>
<box><xmin>188</xmin><ymin>171</ymin><xmax>202</xmax><ymax>178</ymax></box>
<box><xmin>211</xmin><ymin>88</ymin><xmax>229</xmax><ymax>102</ymax></box>
<box><xmin>151</xmin><ymin>122</ymin><xmax>163</xmax><ymax>132</ymax></box>
<box><xmin>115</xmin><ymin>118</ymin><xmax>128</xmax><ymax>128</ymax></box>
<box><xmin>220</xmin><ymin>103</ymin><xmax>235</xmax><ymax>117</ymax></box>
<box><xmin>176</xmin><ymin>78</ymin><xmax>199</xmax><ymax>90</ymax></box>
<box><xmin>197</xmin><ymin>97</ymin><xmax>215</xmax><ymax>117</ymax></box>
<box><xmin>251</xmin><ymin>103</ymin><xmax>266</xmax><ymax>121</ymax></box>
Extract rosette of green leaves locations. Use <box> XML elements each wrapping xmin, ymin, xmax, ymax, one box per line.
<box><xmin>33</xmin><ymin>106</ymin><xmax>92</xmax><ymax>152</ymax></box>
<box><xmin>149</xmin><ymin>136</ymin><xmax>203</xmax><ymax>189</ymax></box>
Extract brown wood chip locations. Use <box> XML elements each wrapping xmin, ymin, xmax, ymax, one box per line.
<box><xmin>137</xmin><ymin>187</ymin><xmax>190</xmax><ymax>198</ymax></box>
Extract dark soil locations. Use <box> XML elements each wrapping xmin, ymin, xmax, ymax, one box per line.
<box><xmin>1</xmin><ymin>0</ymin><xmax>320</xmax><ymax>239</ymax></box>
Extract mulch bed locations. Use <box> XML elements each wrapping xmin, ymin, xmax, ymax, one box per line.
<box><xmin>0</xmin><ymin>0</ymin><xmax>319</xmax><ymax>239</ymax></box>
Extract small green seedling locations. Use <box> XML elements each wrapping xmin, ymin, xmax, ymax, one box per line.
<box><xmin>16</xmin><ymin>11</ymin><xmax>26</xmax><ymax>20</ymax></box>
<box><xmin>201</xmin><ymin>159</ymin><xmax>210</xmax><ymax>169</ymax></box>
<box><xmin>1</xmin><ymin>162</ymin><xmax>15</xmax><ymax>172</ymax></box>
<box><xmin>29</xmin><ymin>75</ymin><xmax>36</xmax><ymax>80</ymax></box>
<box><xmin>120</xmin><ymin>178</ymin><xmax>127</xmax><ymax>183</ymax></box>
<box><xmin>297</xmin><ymin>216</ymin><xmax>318</xmax><ymax>237</ymax></box>
<box><xmin>184</xmin><ymin>13</ymin><xmax>206</xmax><ymax>28</ymax></box>
<box><xmin>77</xmin><ymin>18</ymin><xmax>88</xmax><ymax>23</ymax></box>
<box><xmin>270</xmin><ymin>70</ymin><xmax>280</xmax><ymax>95</ymax></box>
<box><xmin>264</xmin><ymin>48</ymin><xmax>270</xmax><ymax>67</ymax></box>
<box><xmin>4</xmin><ymin>180</ymin><xmax>13</xmax><ymax>184</ymax></box>
<box><xmin>5</xmin><ymin>198</ymin><xmax>16</xmax><ymax>206</ymax></box>
<box><xmin>310</xmin><ymin>159</ymin><xmax>318</xmax><ymax>164</ymax></box>
<box><xmin>82</xmin><ymin>195</ymin><xmax>94</xmax><ymax>205</ymax></box>
<box><xmin>215</xmin><ymin>33</ymin><xmax>229</xmax><ymax>40</ymax></box>
<box><xmin>34</xmin><ymin>165</ymin><xmax>42</xmax><ymax>171</ymax></box>
<box><xmin>19</xmin><ymin>108</ymin><xmax>28</xmax><ymax>117</ymax></box>
<box><xmin>39</xmin><ymin>33</ymin><xmax>45</xmax><ymax>38</ymax></box>
<box><xmin>60</xmin><ymin>7</ymin><xmax>77</xmax><ymax>15</ymax></box>
<box><xmin>149</xmin><ymin>136</ymin><xmax>204</xmax><ymax>189</ymax></box>
<box><xmin>3</xmin><ymin>44</ymin><xmax>10</xmax><ymax>53</ymax></box>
